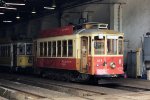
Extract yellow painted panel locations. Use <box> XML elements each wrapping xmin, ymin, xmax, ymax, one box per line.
<box><xmin>17</xmin><ymin>56</ymin><xmax>32</xmax><ymax>67</ymax></box>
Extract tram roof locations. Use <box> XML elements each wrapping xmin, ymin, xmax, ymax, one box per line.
<box><xmin>74</xmin><ymin>29</ymin><xmax>124</xmax><ymax>35</ymax></box>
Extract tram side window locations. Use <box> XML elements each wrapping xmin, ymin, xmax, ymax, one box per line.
<box><xmin>94</xmin><ymin>36</ymin><xmax>105</xmax><ymax>55</ymax></box>
<box><xmin>0</xmin><ymin>46</ymin><xmax>2</xmax><ymax>57</ymax></box>
<box><xmin>1</xmin><ymin>46</ymin><xmax>4</xmax><ymax>57</ymax></box>
<box><xmin>8</xmin><ymin>45</ymin><xmax>10</xmax><ymax>57</ymax></box>
<box><xmin>48</xmin><ymin>42</ymin><xmax>51</xmax><ymax>57</ymax></box>
<box><xmin>4</xmin><ymin>46</ymin><xmax>6</xmax><ymax>57</ymax></box>
<box><xmin>18</xmin><ymin>44</ymin><xmax>25</xmax><ymax>55</ymax></box>
<box><xmin>0</xmin><ymin>46</ymin><xmax>1</xmax><ymax>57</ymax></box>
<box><xmin>5</xmin><ymin>46</ymin><xmax>9</xmax><ymax>57</ymax></box>
<box><xmin>26</xmin><ymin>44</ymin><xmax>32</xmax><ymax>55</ymax></box>
<box><xmin>118</xmin><ymin>39</ymin><xmax>123</xmax><ymax>54</ymax></box>
<box><xmin>57</xmin><ymin>41</ymin><xmax>61</xmax><ymax>57</ymax></box>
<box><xmin>52</xmin><ymin>41</ymin><xmax>56</xmax><ymax>57</ymax></box>
<box><xmin>40</xmin><ymin>42</ymin><xmax>43</xmax><ymax>56</ymax></box>
<box><xmin>89</xmin><ymin>36</ymin><xmax>91</xmax><ymax>55</ymax></box>
<box><xmin>107</xmin><ymin>39</ymin><xmax>117</xmax><ymax>55</ymax></box>
<box><xmin>62</xmin><ymin>40</ymin><xmax>67</xmax><ymax>57</ymax></box>
<box><xmin>68</xmin><ymin>40</ymin><xmax>73</xmax><ymax>57</ymax></box>
<box><xmin>44</xmin><ymin>42</ymin><xmax>47</xmax><ymax>56</ymax></box>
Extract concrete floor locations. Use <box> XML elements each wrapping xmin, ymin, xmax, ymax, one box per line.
<box><xmin>36</xmin><ymin>91</ymin><xmax>150</xmax><ymax>100</ymax></box>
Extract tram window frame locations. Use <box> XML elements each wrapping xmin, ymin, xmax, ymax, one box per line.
<box><xmin>107</xmin><ymin>39</ymin><xmax>117</xmax><ymax>55</ymax></box>
<box><xmin>48</xmin><ymin>42</ymin><xmax>51</xmax><ymax>57</ymax></box>
<box><xmin>18</xmin><ymin>44</ymin><xmax>25</xmax><ymax>55</ymax></box>
<box><xmin>118</xmin><ymin>37</ymin><xmax>123</xmax><ymax>55</ymax></box>
<box><xmin>52</xmin><ymin>41</ymin><xmax>56</xmax><ymax>57</ymax></box>
<box><xmin>0</xmin><ymin>46</ymin><xmax>1</xmax><ymax>57</ymax></box>
<box><xmin>94</xmin><ymin>36</ymin><xmax>105</xmax><ymax>55</ymax></box>
<box><xmin>6</xmin><ymin>46</ymin><xmax>8</xmax><ymax>57</ymax></box>
<box><xmin>62</xmin><ymin>40</ymin><xmax>67</xmax><ymax>57</ymax></box>
<box><xmin>44</xmin><ymin>42</ymin><xmax>47</xmax><ymax>56</ymax></box>
<box><xmin>4</xmin><ymin>45</ymin><xmax>6</xmax><ymax>57</ymax></box>
<box><xmin>40</xmin><ymin>42</ymin><xmax>44</xmax><ymax>57</ymax></box>
<box><xmin>0</xmin><ymin>46</ymin><xmax>2</xmax><ymax>57</ymax></box>
<box><xmin>68</xmin><ymin>40</ymin><xmax>73</xmax><ymax>57</ymax></box>
<box><xmin>89</xmin><ymin>36</ymin><xmax>91</xmax><ymax>55</ymax></box>
<box><xmin>8</xmin><ymin>45</ymin><xmax>10</xmax><ymax>57</ymax></box>
<box><xmin>1</xmin><ymin>46</ymin><xmax>3</xmax><ymax>57</ymax></box>
<box><xmin>57</xmin><ymin>41</ymin><xmax>61</xmax><ymax>57</ymax></box>
<box><xmin>26</xmin><ymin>44</ymin><xmax>32</xmax><ymax>55</ymax></box>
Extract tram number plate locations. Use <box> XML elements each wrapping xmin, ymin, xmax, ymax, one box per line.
<box><xmin>97</xmin><ymin>69</ymin><xmax>107</xmax><ymax>74</ymax></box>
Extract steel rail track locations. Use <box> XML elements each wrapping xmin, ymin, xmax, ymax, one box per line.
<box><xmin>1</xmin><ymin>72</ymin><xmax>150</xmax><ymax>98</ymax></box>
<box><xmin>0</xmin><ymin>73</ymin><xmax>132</xmax><ymax>95</ymax></box>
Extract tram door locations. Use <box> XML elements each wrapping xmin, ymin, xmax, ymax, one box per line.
<box><xmin>13</xmin><ymin>44</ymin><xmax>17</xmax><ymax>66</ymax></box>
<box><xmin>80</xmin><ymin>37</ymin><xmax>88</xmax><ymax>73</ymax></box>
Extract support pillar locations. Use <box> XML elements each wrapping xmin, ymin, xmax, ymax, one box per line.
<box><xmin>110</xmin><ymin>4</ymin><xmax>122</xmax><ymax>32</ymax></box>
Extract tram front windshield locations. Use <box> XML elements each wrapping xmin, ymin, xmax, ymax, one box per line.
<box><xmin>94</xmin><ymin>36</ymin><xmax>105</xmax><ymax>55</ymax></box>
<box><xmin>18</xmin><ymin>44</ymin><xmax>25</xmax><ymax>55</ymax></box>
<box><xmin>26</xmin><ymin>44</ymin><xmax>32</xmax><ymax>55</ymax></box>
<box><xmin>94</xmin><ymin>36</ymin><xmax>123</xmax><ymax>55</ymax></box>
<box><xmin>18</xmin><ymin>43</ymin><xmax>32</xmax><ymax>55</ymax></box>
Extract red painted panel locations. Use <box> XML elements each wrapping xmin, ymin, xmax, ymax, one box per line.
<box><xmin>93</xmin><ymin>56</ymin><xmax>124</xmax><ymax>75</ymax></box>
<box><xmin>87</xmin><ymin>56</ymin><xmax>93</xmax><ymax>74</ymax></box>
<box><xmin>39</xmin><ymin>25</ymin><xmax>73</xmax><ymax>38</ymax></box>
<box><xmin>35</xmin><ymin>58</ymin><xmax>76</xmax><ymax>70</ymax></box>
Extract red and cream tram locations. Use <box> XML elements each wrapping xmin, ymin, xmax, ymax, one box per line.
<box><xmin>34</xmin><ymin>22</ymin><xmax>124</xmax><ymax>81</ymax></box>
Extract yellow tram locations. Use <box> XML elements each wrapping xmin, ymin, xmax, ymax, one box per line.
<box><xmin>0</xmin><ymin>39</ymin><xmax>33</xmax><ymax>71</ymax></box>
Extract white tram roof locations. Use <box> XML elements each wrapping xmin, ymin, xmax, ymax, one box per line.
<box><xmin>82</xmin><ymin>22</ymin><xmax>108</xmax><ymax>29</ymax></box>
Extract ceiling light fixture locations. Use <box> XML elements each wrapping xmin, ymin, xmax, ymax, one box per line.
<box><xmin>5</xmin><ymin>7</ymin><xmax>17</xmax><ymax>10</ymax></box>
<box><xmin>44</xmin><ymin>7</ymin><xmax>55</xmax><ymax>10</ymax></box>
<box><xmin>0</xmin><ymin>7</ymin><xmax>5</xmax><ymax>8</ymax></box>
<box><xmin>0</xmin><ymin>7</ymin><xmax>17</xmax><ymax>10</ymax></box>
<box><xmin>31</xmin><ymin>8</ymin><xmax>36</xmax><ymax>14</ymax></box>
<box><xmin>52</xmin><ymin>0</ymin><xmax>56</xmax><ymax>8</ymax></box>
<box><xmin>16</xmin><ymin>14</ymin><xmax>20</xmax><ymax>19</ymax></box>
<box><xmin>6</xmin><ymin>3</ymin><xmax>25</xmax><ymax>6</ymax></box>
<box><xmin>3</xmin><ymin>20</ymin><xmax>12</xmax><ymax>23</ymax></box>
<box><xmin>0</xmin><ymin>12</ymin><xmax>4</xmax><ymax>14</ymax></box>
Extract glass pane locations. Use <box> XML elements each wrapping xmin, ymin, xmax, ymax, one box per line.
<box><xmin>57</xmin><ymin>41</ymin><xmax>61</xmax><ymax>57</ymax></box>
<box><xmin>8</xmin><ymin>46</ymin><xmax>10</xmax><ymax>57</ymax></box>
<box><xmin>107</xmin><ymin>39</ymin><xmax>117</xmax><ymax>55</ymax></box>
<box><xmin>26</xmin><ymin>44</ymin><xmax>32</xmax><ymax>55</ymax></box>
<box><xmin>94</xmin><ymin>36</ymin><xmax>105</xmax><ymax>55</ymax></box>
<box><xmin>89</xmin><ymin>37</ymin><xmax>91</xmax><ymax>55</ymax></box>
<box><xmin>52</xmin><ymin>41</ymin><xmax>56</xmax><ymax>57</ymax></box>
<box><xmin>68</xmin><ymin>40</ymin><xmax>73</xmax><ymax>57</ymax></box>
<box><xmin>118</xmin><ymin>40</ymin><xmax>123</xmax><ymax>54</ymax></box>
<box><xmin>62</xmin><ymin>40</ymin><xmax>67</xmax><ymax>57</ymax></box>
<box><xmin>44</xmin><ymin>42</ymin><xmax>47</xmax><ymax>56</ymax></box>
<box><xmin>18</xmin><ymin>44</ymin><xmax>25</xmax><ymax>55</ymax></box>
<box><xmin>40</xmin><ymin>42</ymin><xmax>43</xmax><ymax>56</ymax></box>
<box><xmin>48</xmin><ymin>42</ymin><xmax>51</xmax><ymax>57</ymax></box>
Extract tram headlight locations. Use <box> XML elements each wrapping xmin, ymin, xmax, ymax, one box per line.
<box><xmin>110</xmin><ymin>62</ymin><xmax>116</xmax><ymax>69</ymax></box>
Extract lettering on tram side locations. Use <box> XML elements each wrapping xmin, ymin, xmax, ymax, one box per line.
<box><xmin>61</xmin><ymin>60</ymin><xmax>72</xmax><ymax>66</ymax></box>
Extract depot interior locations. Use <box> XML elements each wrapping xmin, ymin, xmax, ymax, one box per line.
<box><xmin>0</xmin><ymin>0</ymin><xmax>150</xmax><ymax>79</ymax></box>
